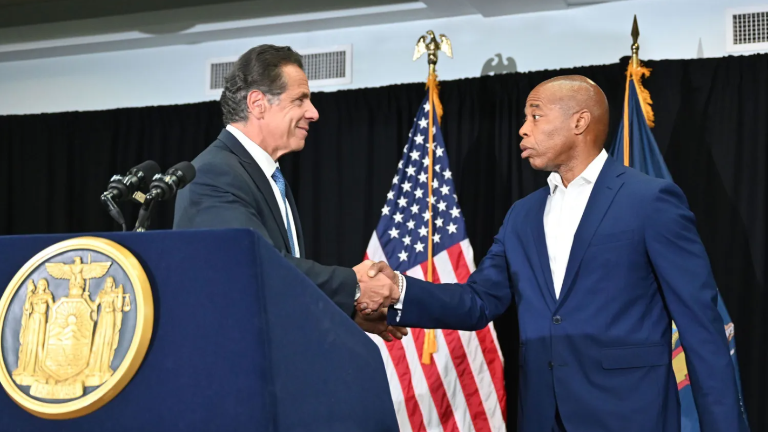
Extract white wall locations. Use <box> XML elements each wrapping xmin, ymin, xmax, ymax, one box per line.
<box><xmin>0</xmin><ymin>0</ymin><xmax>764</xmax><ymax>115</ymax></box>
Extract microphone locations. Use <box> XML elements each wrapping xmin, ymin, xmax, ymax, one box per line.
<box><xmin>103</xmin><ymin>160</ymin><xmax>161</xmax><ymax>202</ymax></box>
<box><xmin>134</xmin><ymin>162</ymin><xmax>196</xmax><ymax>232</ymax></box>
<box><xmin>101</xmin><ymin>160</ymin><xmax>161</xmax><ymax>231</ymax></box>
<box><xmin>145</xmin><ymin>162</ymin><xmax>196</xmax><ymax>202</ymax></box>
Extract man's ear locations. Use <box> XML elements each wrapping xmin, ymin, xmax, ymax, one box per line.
<box><xmin>247</xmin><ymin>90</ymin><xmax>268</xmax><ymax>120</ymax></box>
<box><xmin>573</xmin><ymin>109</ymin><xmax>591</xmax><ymax>136</ymax></box>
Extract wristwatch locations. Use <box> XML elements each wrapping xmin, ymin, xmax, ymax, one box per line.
<box><xmin>355</xmin><ymin>283</ymin><xmax>361</xmax><ymax>301</ymax></box>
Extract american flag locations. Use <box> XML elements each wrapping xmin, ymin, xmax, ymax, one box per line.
<box><xmin>364</xmin><ymin>95</ymin><xmax>507</xmax><ymax>432</ymax></box>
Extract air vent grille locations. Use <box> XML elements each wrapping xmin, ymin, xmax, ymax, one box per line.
<box><xmin>304</xmin><ymin>50</ymin><xmax>346</xmax><ymax>81</ymax></box>
<box><xmin>206</xmin><ymin>45</ymin><xmax>352</xmax><ymax>93</ymax></box>
<box><xmin>209</xmin><ymin>61</ymin><xmax>234</xmax><ymax>91</ymax></box>
<box><xmin>727</xmin><ymin>7</ymin><xmax>768</xmax><ymax>53</ymax></box>
<box><xmin>733</xmin><ymin>12</ymin><xmax>768</xmax><ymax>45</ymax></box>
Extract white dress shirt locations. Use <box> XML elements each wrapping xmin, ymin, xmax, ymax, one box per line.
<box><xmin>226</xmin><ymin>124</ymin><xmax>300</xmax><ymax>257</ymax></box>
<box><xmin>395</xmin><ymin>150</ymin><xmax>609</xmax><ymax>316</ymax></box>
<box><xmin>544</xmin><ymin>149</ymin><xmax>608</xmax><ymax>298</ymax></box>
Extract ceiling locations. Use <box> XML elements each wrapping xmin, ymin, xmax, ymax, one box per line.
<box><xmin>0</xmin><ymin>0</ymin><xmax>627</xmax><ymax>62</ymax></box>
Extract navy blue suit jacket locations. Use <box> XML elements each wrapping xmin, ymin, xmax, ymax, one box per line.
<box><xmin>174</xmin><ymin>129</ymin><xmax>357</xmax><ymax>315</ymax></box>
<box><xmin>389</xmin><ymin>157</ymin><xmax>740</xmax><ymax>432</ymax></box>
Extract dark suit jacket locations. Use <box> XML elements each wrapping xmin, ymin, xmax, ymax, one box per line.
<box><xmin>174</xmin><ymin>128</ymin><xmax>357</xmax><ymax>315</ymax></box>
<box><xmin>389</xmin><ymin>157</ymin><xmax>740</xmax><ymax>432</ymax></box>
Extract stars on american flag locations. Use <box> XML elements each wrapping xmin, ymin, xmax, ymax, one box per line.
<box><xmin>388</xmin><ymin>227</ymin><xmax>399</xmax><ymax>238</ymax></box>
<box><xmin>375</xmin><ymin>95</ymin><xmax>468</xmax><ymax>271</ymax></box>
<box><xmin>398</xmin><ymin>250</ymin><xmax>408</xmax><ymax>261</ymax></box>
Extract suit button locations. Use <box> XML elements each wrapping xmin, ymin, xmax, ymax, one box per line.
<box><xmin>548</xmin><ymin>361</ymin><xmax>554</xmax><ymax>370</ymax></box>
<box><xmin>552</xmin><ymin>315</ymin><xmax>562</xmax><ymax>324</ymax></box>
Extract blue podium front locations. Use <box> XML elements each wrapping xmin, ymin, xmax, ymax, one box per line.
<box><xmin>0</xmin><ymin>229</ymin><xmax>397</xmax><ymax>432</ymax></box>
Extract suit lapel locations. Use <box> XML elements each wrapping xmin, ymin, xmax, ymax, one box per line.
<box><xmin>217</xmin><ymin>129</ymin><xmax>292</xmax><ymax>251</ymax></box>
<box><xmin>555</xmin><ymin>158</ymin><xmax>625</xmax><ymax>310</ymax></box>
<box><xmin>284</xmin><ymin>184</ymin><xmax>305</xmax><ymax>256</ymax></box>
<box><xmin>529</xmin><ymin>188</ymin><xmax>557</xmax><ymax>312</ymax></box>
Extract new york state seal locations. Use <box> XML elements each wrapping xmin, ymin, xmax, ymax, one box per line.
<box><xmin>0</xmin><ymin>237</ymin><xmax>153</xmax><ymax>419</ymax></box>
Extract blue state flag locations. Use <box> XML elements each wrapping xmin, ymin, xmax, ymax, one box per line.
<box><xmin>610</xmin><ymin>62</ymin><xmax>750</xmax><ymax>432</ymax></box>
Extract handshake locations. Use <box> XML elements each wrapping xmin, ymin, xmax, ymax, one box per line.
<box><xmin>351</xmin><ymin>260</ymin><xmax>408</xmax><ymax>342</ymax></box>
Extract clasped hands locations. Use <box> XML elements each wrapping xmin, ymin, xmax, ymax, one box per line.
<box><xmin>352</xmin><ymin>260</ymin><xmax>407</xmax><ymax>342</ymax></box>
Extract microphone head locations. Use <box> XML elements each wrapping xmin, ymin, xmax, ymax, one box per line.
<box><xmin>166</xmin><ymin>161</ymin><xmax>196</xmax><ymax>189</ymax></box>
<box><xmin>128</xmin><ymin>160</ymin><xmax>161</xmax><ymax>185</ymax></box>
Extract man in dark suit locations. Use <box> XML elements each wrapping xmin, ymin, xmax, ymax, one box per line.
<box><xmin>174</xmin><ymin>45</ymin><xmax>405</xmax><ymax>341</ymax></box>
<box><xmin>361</xmin><ymin>76</ymin><xmax>741</xmax><ymax>431</ymax></box>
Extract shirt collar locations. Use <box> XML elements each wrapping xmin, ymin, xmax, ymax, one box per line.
<box><xmin>547</xmin><ymin>149</ymin><xmax>609</xmax><ymax>195</ymax></box>
<box><xmin>226</xmin><ymin>124</ymin><xmax>278</xmax><ymax>178</ymax></box>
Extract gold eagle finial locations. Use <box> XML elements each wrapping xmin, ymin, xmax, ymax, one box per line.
<box><xmin>413</xmin><ymin>30</ymin><xmax>452</xmax><ymax>73</ymax></box>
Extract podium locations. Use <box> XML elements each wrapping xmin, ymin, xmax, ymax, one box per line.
<box><xmin>0</xmin><ymin>229</ymin><xmax>398</xmax><ymax>432</ymax></box>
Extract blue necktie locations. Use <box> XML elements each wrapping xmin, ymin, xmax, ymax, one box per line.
<box><xmin>271</xmin><ymin>167</ymin><xmax>297</xmax><ymax>257</ymax></box>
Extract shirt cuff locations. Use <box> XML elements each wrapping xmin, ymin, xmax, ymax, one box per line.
<box><xmin>393</xmin><ymin>273</ymin><xmax>406</xmax><ymax>310</ymax></box>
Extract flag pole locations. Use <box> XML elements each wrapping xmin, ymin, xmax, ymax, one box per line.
<box><xmin>414</xmin><ymin>30</ymin><xmax>451</xmax><ymax>364</ymax></box>
<box><xmin>623</xmin><ymin>16</ymin><xmax>640</xmax><ymax>167</ymax></box>
<box><xmin>623</xmin><ymin>15</ymin><xmax>655</xmax><ymax>168</ymax></box>
<box><xmin>631</xmin><ymin>15</ymin><xmax>640</xmax><ymax>70</ymax></box>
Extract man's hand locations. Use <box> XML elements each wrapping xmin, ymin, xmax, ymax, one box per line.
<box><xmin>356</xmin><ymin>261</ymin><xmax>398</xmax><ymax>314</ymax></box>
<box><xmin>353</xmin><ymin>260</ymin><xmax>399</xmax><ymax>314</ymax></box>
<box><xmin>354</xmin><ymin>308</ymin><xmax>409</xmax><ymax>342</ymax></box>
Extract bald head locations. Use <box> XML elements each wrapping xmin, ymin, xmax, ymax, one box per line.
<box><xmin>518</xmin><ymin>75</ymin><xmax>610</xmax><ymax>181</ymax></box>
<box><xmin>535</xmin><ymin>75</ymin><xmax>609</xmax><ymax>147</ymax></box>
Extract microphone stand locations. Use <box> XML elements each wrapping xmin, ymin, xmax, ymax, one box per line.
<box><xmin>133</xmin><ymin>194</ymin><xmax>157</xmax><ymax>232</ymax></box>
<box><xmin>101</xmin><ymin>192</ymin><xmax>127</xmax><ymax>232</ymax></box>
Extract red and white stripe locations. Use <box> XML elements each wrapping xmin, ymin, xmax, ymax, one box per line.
<box><xmin>365</xmin><ymin>233</ymin><xmax>507</xmax><ymax>432</ymax></box>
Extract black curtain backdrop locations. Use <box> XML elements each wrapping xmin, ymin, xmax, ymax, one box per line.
<box><xmin>1</xmin><ymin>53</ymin><xmax>766</xmax><ymax>430</ymax></box>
